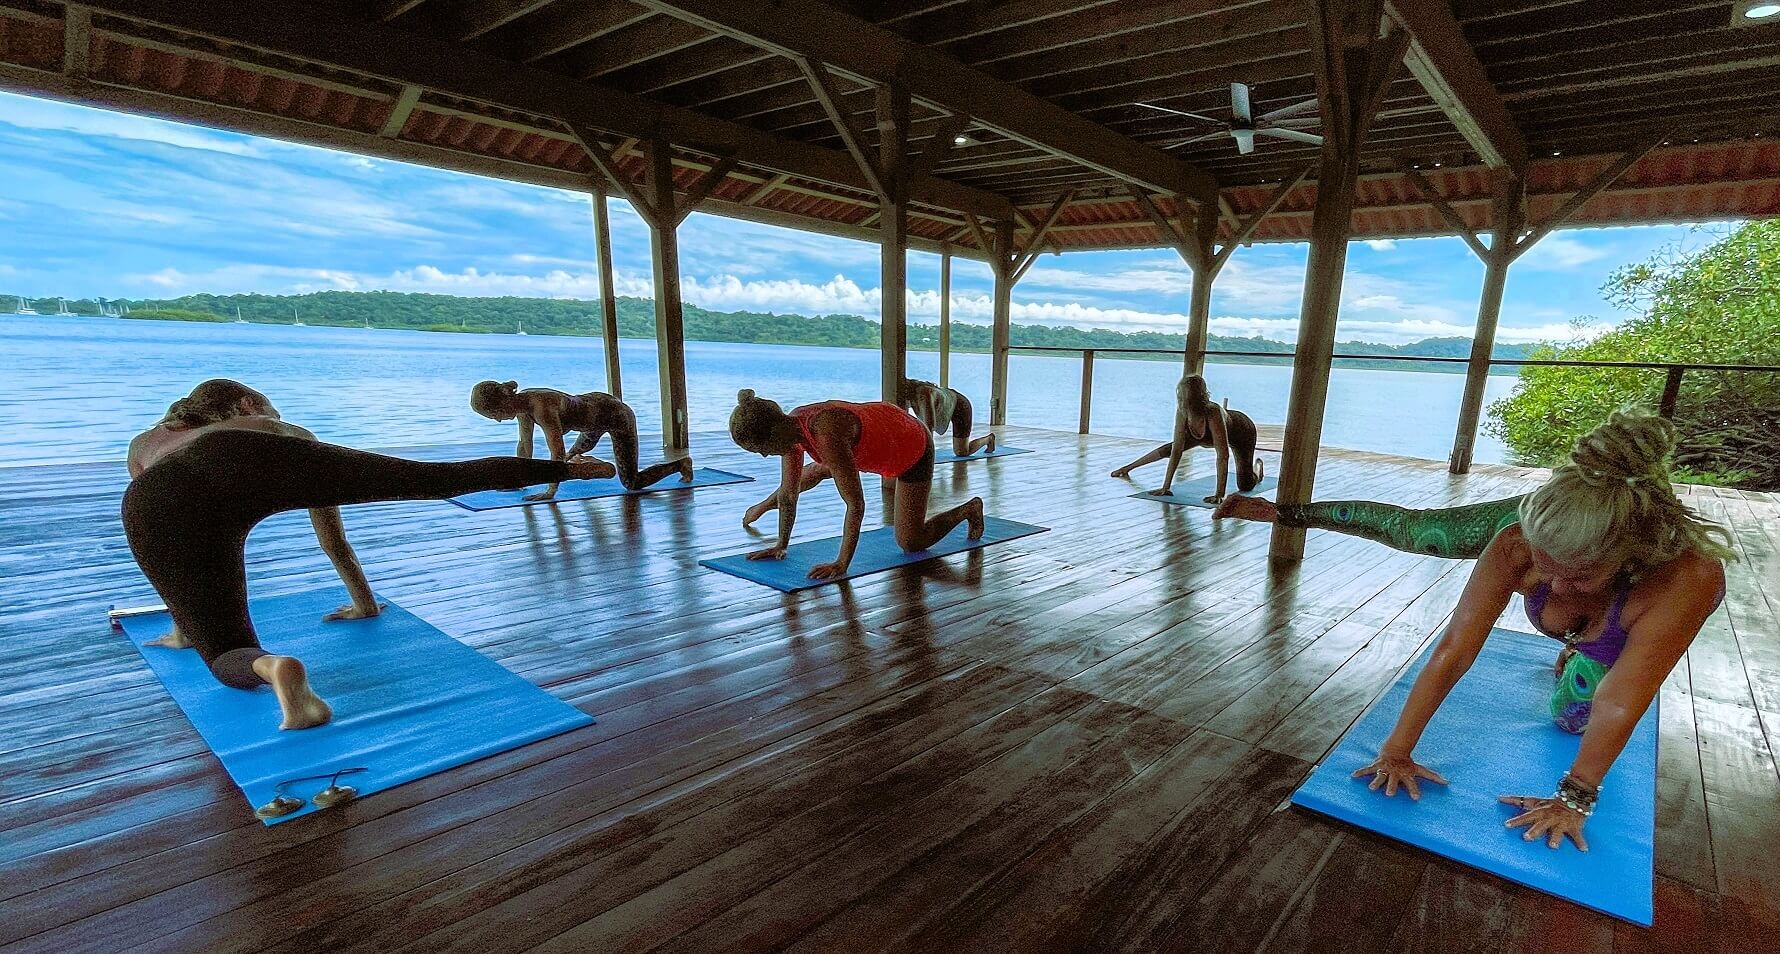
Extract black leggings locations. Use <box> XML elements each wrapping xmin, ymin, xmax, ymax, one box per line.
<box><xmin>564</xmin><ymin>397</ymin><xmax>683</xmax><ymax>490</ymax></box>
<box><xmin>121</xmin><ymin>429</ymin><xmax>572</xmax><ymax>689</ymax></box>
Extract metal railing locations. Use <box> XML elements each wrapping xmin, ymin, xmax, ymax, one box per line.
<box><xmin>1003</xmin><ymin>345</ymin><xmax>1780</xmax><ymax>435</ymax></box>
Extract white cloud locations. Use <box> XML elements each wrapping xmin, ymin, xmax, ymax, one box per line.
<box><xmin>1521</xmin><ymin>234</ymin><xmax>1609</xmax><ymax>270</ymax></box>
<box><xmin>1365</xmin><ymin>239</ymin><xmax>1398</xmax><ymax>251</ymax></box>
<box><xmin>0</xmin><ymin>93</ymin><xmax>261</xmax><ymax>156</ymax></box>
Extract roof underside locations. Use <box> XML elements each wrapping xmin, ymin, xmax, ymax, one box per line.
<box><xmin>1</xmin><ymin>0</ymin><xmax>1776</xmax><ymax>260</ymax></box>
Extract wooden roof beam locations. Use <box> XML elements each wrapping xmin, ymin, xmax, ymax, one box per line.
<box><xmin>79</xmin><ymin>0</ymin><xmax>1013</xmax><ymax>222</ymax></box>
<box><xmin>627</xmin><ymin>0</ymin><xmax>1219</xmax><ymax>201</ymax></box>
<box><xmin>1386</xmin><ymin>0</ymin><xmax>1527</xmax><ymax>172</ymax></box>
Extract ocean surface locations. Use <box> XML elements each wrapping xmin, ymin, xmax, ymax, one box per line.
<box><xmin>0</xmin><ymin>314</ymin><xmax>1519</xmax><ymax>468</ymax></box>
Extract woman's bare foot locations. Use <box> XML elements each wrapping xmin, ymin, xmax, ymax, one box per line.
<box><xmin>679</xmin><ymin>457</ymin><xmax>696</xmax><ymax>482</ymax></box>
<box><xmin>256</xmin><ymin>655</ymin><xmax>333</xmax><ymax>730</ymax></box>
<box><xmin>1110</xmin><ymin>466</ymin><xmax>1132</xmax><ymax>479</ymax></box>
<box><xmin>964</xmin><ymin>497</ymin><xmax>986</xmax><ymax>540</ymax></box>
<box><xmin>1212</xmin><ymin>495</ymin><xmax>1278</xmax><ymax>523</ymax></box>
<box><xmin>742</xmin><ymin>498</ymin><xmax>774</xmax><ymax>528</ymax></box>
<box><xmin>147</xmin><ymin>625</ymin><xmax>193</xmax><ymax>649</ymax></box>
<box><xmin>985</xmin><ymin>433</ymin><xmax>996</xmax><ymax>454</ymax></box>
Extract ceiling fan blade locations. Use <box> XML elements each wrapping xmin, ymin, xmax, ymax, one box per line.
<box><xmin>1132</xmin><ymin>102</ymin><xmax>1226</xmax><ymax>125</ymax></box>
<box><xmin>1160</xmin><ymin>131</ymin><xmax>1230</xmax><ymax>149</ymax></box>
<box><xmin>1232</xmin><ymin>127</ymin><xmax>1256</xmax><ymax>154</ymax></box>
<box><xmin>1230</xmin><ymin>83</ymin><xmax>1253</xmax><ymax>125</ymax></box>
<box><xmin>1256</xmin><ymin>127</ymin><xmax>1323</xmax><ymax>145</ymax></box>
<box><xmin>1257</xmin><ymin>98</ymin><xmax>1319</xmax><ymax>123</ymax></box>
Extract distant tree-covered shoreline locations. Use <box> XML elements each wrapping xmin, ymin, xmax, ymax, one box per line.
<box><xmin>11</xmin><ymin>289</ymin><xmax>1532</xmax><ymax>375</ymax></box>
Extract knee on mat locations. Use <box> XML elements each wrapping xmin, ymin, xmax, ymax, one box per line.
<box><xmin>209</xmin><ymin>647</ymin><xmax>270</xmax><ymax>690</ymax></box>
<box><xmin>894</xmin><ymin>530</ymin><xmax>924</xmax><ymax>553</ymax></box>
<box><xmin>1551</xmin><ymin>702</ymin><xmax>1591</xmax><ymax>735</ymax></box>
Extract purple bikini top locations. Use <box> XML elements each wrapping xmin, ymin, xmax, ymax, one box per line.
<box><xmin>1526</xmin><ymin>572</ymin><xmax>1725</xmax><ymax>668</ymax></box>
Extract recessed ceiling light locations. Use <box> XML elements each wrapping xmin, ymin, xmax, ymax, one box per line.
<box><xmin>1552</xmin><ymin>150</ymin><xmax>1562</xmax><ymax>156</ymax></box>
<box><xmin>952</xmin><ymin>133</ymin><xmax>978</xmax><ymax>147</ymax></box>
<box><xmin>1733</xmin><ymin>1</ymin><xmax>1780</xmax><ymax>22</ymax></box>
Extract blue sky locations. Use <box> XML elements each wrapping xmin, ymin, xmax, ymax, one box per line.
<box><xmin>0</xmin><ymin>90</ymin><xmax>1728</xmax><ymax>345</ymax></box>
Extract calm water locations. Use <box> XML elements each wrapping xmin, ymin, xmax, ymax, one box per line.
<box><xmin>0</xmin><ymin>314</ymin><xmax>1517</xmax><ymax>467</ymax></box>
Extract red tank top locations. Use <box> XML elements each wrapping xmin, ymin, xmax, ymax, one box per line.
<box><xmin>790</xmin><ymin>401</ymin><xmax>929</xmax><ymax>477</ymax></box>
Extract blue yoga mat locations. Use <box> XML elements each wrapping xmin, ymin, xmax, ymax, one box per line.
<box><xmin>1132</xmin><ymin>473</ymin><xmax>1278</xmax><ymax>509</ymax></box>
<box><xmin>116</xmin><ymin>589</ymin><xmax>595</xmax><ymax>824</ymax></box>
<box><xmin>1291</xmin><ymin>628</ymin><xmax>1657</xmax><ymax>925</ymax></box>
<box><xmin>700</xmin><ymin>515</ymin><xmax>1048</xmax><ymax>592</ymax></box>
<box><xmin>932</xmin><ymin>445</ymin><xmax>1032</xmax><ymax>464</ymax></box>
<box><xmin>448</xmin><ymin>466</ymin><xmax>753</xmax><ymax>511</ymax></box>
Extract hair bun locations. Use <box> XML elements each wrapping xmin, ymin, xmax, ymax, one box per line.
<box><xmin>503</xmin><ymin>380</ymin><xmax>518</xmax><ymax>392</ymax></box>
<box><xmin>738</xmin><ymin>388</ymin><xmax>756</xmax><ymax>402</ymax></box>
<box><xmin>1569</xmin><ymin>409</ymin><xmax>1676</xmax><ymax>486</ymax></box>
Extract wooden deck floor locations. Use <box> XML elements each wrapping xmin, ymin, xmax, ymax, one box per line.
<box><xmin>2</xmin><ymin>425</ymin><xmax>1778</xmax><ymax>952</ymax></box>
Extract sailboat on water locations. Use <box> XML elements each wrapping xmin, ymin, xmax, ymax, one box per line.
<box><xmin>515</xmin><ymin>320</ymin><xmax>527</xmax><ymax>336</ymax></box>
<box><xmin>292</xmin><ymin>304</ymin><xmax>305</xmax><ymax>326</ymax></box>
<box><xmin>234</xmin><ymin>306</ymin><xmax>249</xmax><ymax>324</ymax></box>
<box><xmin>12</xmin><ymin>296</ymin><xmax>38</xmax><ymax>315</ymax></box>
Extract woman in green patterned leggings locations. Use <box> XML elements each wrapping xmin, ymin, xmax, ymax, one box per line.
<box><xmin>1212</xmin><ymin>493</ymin><xmax>1524</xmax><ymax>560</ymax></box>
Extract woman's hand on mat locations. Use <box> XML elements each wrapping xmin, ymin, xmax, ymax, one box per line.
<box><xmin>146</xmin><ymin>626</ymin><xmax>193</xmax><ymax>650</ymax></box>
<box><xmin>747</xmin><ymin>546</ymin><xmax>787</xmax><ymax>562</ymax></box>
<box><xmin>1147</xmin><ymin>488</ymin><xmax>1174</xmax><ymax>497</ymax></box>
<box><xmin>1202</xmin><ymin>494</ymin><xmax>1224</xmax><ymax>505</ymax></box>
<box><xmin>324</xmin><ymin>601</ymin><xmax>386</xmax><ymax>622</ymax></box>
<box><xmin>808</xmin><ymin>561</ymin><xmax>848</xmax><ymax>580</ymax></box>
<box><xmin>1213</xmin><ymin>495</ymin><xmax>1276</xmax><ymax>523</ymax></box>
<box><xmin>523</xmin><ymin>489</ymin><xmax>559</xmax><ymax>502</ymax></box>
<box><xmin>1499</xmin><ymin>795</ymin><xmax>1590</xmax><ymax>851</ymax></box>
<box><xmin>1352</xmin><ymin>752</ymin><xmax>1448</xmax><ymax>799</ymax></box>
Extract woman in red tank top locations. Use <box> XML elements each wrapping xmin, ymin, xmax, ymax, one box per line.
<box><xmin>730</xmin><ymin>389</ymin><xmax>985</xmax><ymax>580</ymax></box>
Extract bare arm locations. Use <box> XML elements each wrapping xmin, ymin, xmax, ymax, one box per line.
<box><xmin>1569</xmin><ymin>558</ymin><xmax>1722</xmax><ymax>787</ymax></box>
<box><xmin>522</xmin><ymin>407</ymin><xmax>569</xmax><ymax>501</ymax></box>
<box><xmin>811</xmin><ymin>427</ymin><xmax>865</xmax><ymax>577</ymax></box>
<box><xmin>747</xmin><ymin>453</ymin><xmax>806</xmax><ymax>559</ymax></box>
<box><xmin>1207</xmin><ymin>408</ymin><xmax>1231</xmax><ymax>502</ymax></box>
<box><xmin>515</xmin><ymin>413</ymin><xmax>535</xmax><ymax>459</ymax></box>
<box><xmin>1156</xmin><ymin>409</ymin><xmax>1189</xmax><ymax>494</ymax></box>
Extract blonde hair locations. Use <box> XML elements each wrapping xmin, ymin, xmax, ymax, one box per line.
<box><xmin>1518</xmin><ymin>409</ymin><xmax>1735</xmax><ymax>569</ymax></box>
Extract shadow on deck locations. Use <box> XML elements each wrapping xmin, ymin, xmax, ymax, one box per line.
<box><xmin>1</xmin><ymin>426</ymin><xmax>1776</xmax><ymax>951</ymax></box>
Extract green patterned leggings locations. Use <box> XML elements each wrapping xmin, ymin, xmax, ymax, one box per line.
<box><xmin>1274</xmin><ymin>495</ymin><xmax>1526</xmax><ymax>560</ymax></box>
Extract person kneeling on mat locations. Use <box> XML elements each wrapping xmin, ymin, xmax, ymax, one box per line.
<box><xmin>897</xmin><ymin>377</ymin><xmax>995</xmax><ymax>458</ymax></box>
<box><xmin>729</xmin><ymin>389</ymin><xmax>985</xmax><ymax>581</ymax></box>
<box><xmin>124</xmin><ymin>379</ymin><xmax>613</xmax><ymax>731</ymax></box>
<box><xmin>1350</xmin><ymin>410</ymin><xmax>1730</xmax><ymax>851</ymax></box>
<box><xmin>1111</xmin><ymin>373</ymin><xmax>1263</xmax><ymax>503</ymax></box>
<box><xmin>469</xmin><ymin>380</ymin><xmax>693</xmax><ymax>501</ymax></box>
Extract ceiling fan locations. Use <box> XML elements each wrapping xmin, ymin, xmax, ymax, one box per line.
<box><xmin>1134</xmin><ymin>83</ymin><xmax>1322</xmax><ymax>155</ymax></box>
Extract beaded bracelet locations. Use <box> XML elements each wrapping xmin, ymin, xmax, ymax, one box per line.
<box><xmin>1553</xmin><ymin>774</ymin><xmax>1600</xmax><ymax>817</ymax></box>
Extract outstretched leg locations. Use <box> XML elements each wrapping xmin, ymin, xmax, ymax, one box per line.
<box><xmin>743</xmin><ymin>463</ymin><xmax>832</xmax><ymax>527</ymax></box>
<box><xmin>892</xmin><ymin>477</ymin><xmax>983</xmax><ymax>552</ymax></box>
<box><xmin>1112</xmin><ymin>442</ymin><xmax>1172</xmax><ymax>479</ymax></box>
<box><xmin>1215</xmin><ymin>494</ymin><xmax>1526</xmax><ymax>560</ymax></box>
<box><xmin>949</xmin><ymin>393</ymin><xmax>995</xmax><ymax>457</ymax></box>
<box><xmin>608</xmin><ymin>409</ymin><xmax>693</xmax><ymax>490</ymax></box>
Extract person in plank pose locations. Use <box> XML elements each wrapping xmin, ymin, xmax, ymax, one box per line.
<box><xmin>125</xmin><ymin>379</ymin><xmax>611</xmax><ymax>731</ymax></box>
<box><xmin>1339</xmin><ymin>411</ymin><xmax>1730</xmax><ymax>851</ymax></box>
<box><xmin>897</xmin><ymin>377</ymin><xmax>995</xmax><ymax>459</ymax></box>
<box><xmin>469</xmin><ymin>380</ymin><xmax>693</xmax><ymax>501</ymax></box>
<box><xmin>730</xmin><ymin>389</ymin><xmax>985</xmax><ymax>580</ymax></box>
<box><xmin>1110</xmin><ymin>373</ymin><xmax>1265</xmax><ymax>503</ymax></box>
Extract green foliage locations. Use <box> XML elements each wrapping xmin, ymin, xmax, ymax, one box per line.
<box><xmin>102</xmin><ymin>289</ymin><xmax>1530</xmax><ymax>374</ymax></box>
<box><xmin>1487</xmin><ymin>221</ymin><xmax>1780</xmax><ymax>489</ymax></box>
<box><xmin>124</xmin><ymin>308</ymin><xmax>229</xmax><ymax>323</ymax></box>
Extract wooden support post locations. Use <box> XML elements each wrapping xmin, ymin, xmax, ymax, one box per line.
<box><xmin>1271</xmin><ymin>1</ymin><xmax>1408</xmax><ymax>563</ymax></box>
<box><xmin>1079</xmin><ymin>350</ymin><xmax>1094</xmax><ymax>435</ymax></box>
<box><xmin>1185</xmin><ymin>203</ymin><xmax>1219</xmax><ymax>375</ymax></box>
<box><xmin>878</xmin><ymin>85</ymin><xmax>910</xmax><ymax>405</ymax></box>
<box><xmin>62</xmin><ymin>5</ymin><xmax>91</xmax><ymax>79</ymax></box>
<box><xmin>1448</xmin><ymin>169</ymin><xmax>1522</xmax><ymax>473</ymax></box>
<box><xmin>938</xmin><ymin>246</ymin><xmax>952</xmax><ymax>389</ymax></box>
<box><xmin>644</xmin><ymin>137</ymin><xmax>690</xmax><ymax>450</ymax></box>
<box><xmin>591</xmin><ymin>186</ymin><xmax>622</xmax><ymax>399</ymax></box>
<box><xmin>989</xmin><ymin>219</ymin><xmax>1015</xmax><ymax>426</ymax></box>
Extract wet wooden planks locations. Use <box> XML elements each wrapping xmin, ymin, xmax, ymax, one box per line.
<box><xmin>1</xmin><ymin>425</ymin><xmax>1776</xmax><ymax>952</ymax></box>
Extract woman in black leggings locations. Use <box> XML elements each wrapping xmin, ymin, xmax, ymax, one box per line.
<box><xmin>124</xmin><ymin>380</ymin><xmax>611</xmax><ymax>730</ymax></box>
<box><xmin>470</xmin><ymin>381</ymin><xmax>693</xmax><ymax>501</ymax></box>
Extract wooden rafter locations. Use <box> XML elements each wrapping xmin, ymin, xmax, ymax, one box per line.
<box><xmin>1401</xmin><ymin>166</ymin><xmax>1487</xmax><ymax>260</ymax></box>
<box><xmin>378</xmin><ymin>85</ymin><xmax>422</xmax><ymax>138</ymax></box>
<box><xmin>73</xmin><ymin>0</ymin><xmax>1014</xmax><ymax>222</ymax></box>
<box><xmin>450</xmin><ymin>0</ymin><xmax>555</xmax><ymax>41</ymax></box>
<box><xmin>795</xmin><ymin>57</ymin><xmax>885</xmax><ymax>199</ymax></box>
<box><xmin>737</xmin><ymin>171</ymin><xmax>790</xmax><ymax>206</ymax></box>
<box><xmin>673</xmin><ymin>154</ymin><xmax>739</xmax><ymax>225</ymax></box>
<box><xmin>1211</xmin><ymin>164</ymin><xmax>1314</xmax><ymax>273</ymax></box>
<box><xmin>628</xmin><ymin>0</ymin><xmax>1218</xmax><ymax>197</ymax></box>
<box><xmin>505</xmin><ymin>4</ymin><xmax>654</xmax><ymax>63</ymax></box>
<box><xmin>1513</xmin><ymin>135</ymin><xmax>1664</xmax><ymax>257</ymax></box>
<box><xmin>1126</xmin><ymin>184</ymin><xmax>1197</xmax><ymax>269</ymax></box>
<box><xmin>1387</xmin><ymin>0</ymin><xmax>1527</xmax><ymax>172</ymax></box>
<box><xmin>62</xmin><ymin>4</ymin><xmax>90</xmax><ymax>78</ymax></box>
